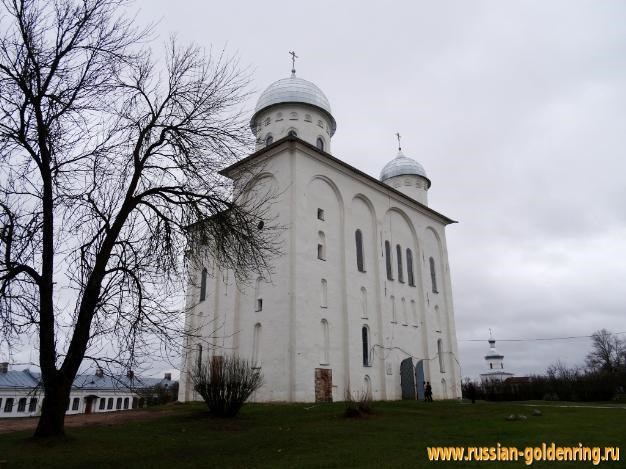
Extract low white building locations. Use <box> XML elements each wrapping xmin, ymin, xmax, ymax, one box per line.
<box><xmin>0</xmin><ymin>362</ymin><xmax>174</xmax><ymax>418</ymax></box>
<box><xmin>179</xmin><ymin>65</ymin><xmax>462</xmax><ymax>403</ymax></box>
<box><xmin>480</xmin><ymin>336</ymin><xmax>514</xmax><ymax>383</ymax></box>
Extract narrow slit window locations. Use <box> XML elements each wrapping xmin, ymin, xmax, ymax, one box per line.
<box><xmin>197</xmin><ymin>344</ymin><xmax>203</xmax><ymax>368</ymax></box>
<box><xmin>390</xmin><ymin>296</ymin><xmax>397</xmax><ymax>323</ymax></box>
<box><xmin>317</xmin><ymin>208</ymin><xmax>325</xmax><ymax>220</ymax></box>
<box><xmin>355</xmin><ymin>229</ymin><xmax>365</xmax><ymax>272</ymax></box>
<box><xmin>429</xmin><ymin>257</ymin><xmax>438</xmax><ymax>293</ymax></box>
<box><xmin>438</xmin><ymin>339</ymin><xmax>445</xmax><ymax>373</ymax></box>
<box><xmin>321</xmin><ymin>279</ymin><xmax>328</xmax><ymax>308</ymax></box>
<box><xmin>200</xmin><ymin>267</ymin><xmax>208</xmax><ymax>302</ymax></box>
<box><xmin>406</xmin><ymin>249</ymin><xmax>415</xmax><ymax>286</ymax></box>
<box><xmin>396</xmin><ymin>245</ymin><xmax>404</xmax><ymax>283</ymax></box>
<box><xmin>385</xmin><ymin>241</ymin><xmax>393</xmax><ymax>280</ymax></box>
<box><xmin>321</xmin><ymin>319</ymin><xmax>330</xmax><ymax>364</ymax></box>
<box><xmin>252</xmin><ymin>323</ymin><xmax>262</xmax><ymax>367</ymax></box>
<box><xmin>362</xmin><ymin>326</ymin><xmax>370</xmax><ymax>367</ymax></box>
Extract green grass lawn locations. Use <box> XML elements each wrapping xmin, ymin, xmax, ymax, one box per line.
<box><xmin>0</xmin><ymin>400</ymin><xmax>624</xmax><ymax>468</ymax></box>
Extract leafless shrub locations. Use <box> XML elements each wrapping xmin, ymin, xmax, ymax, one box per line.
<box><xmin>191</xmin><ymin>355</ymin><xmax>263</xmax><ymax>417</ymax></box>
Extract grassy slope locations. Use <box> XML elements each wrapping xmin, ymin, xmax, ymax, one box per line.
<box><xmin>0</xmin><ymin>401</ymin><xmax>624</xmax><ymax>468</ymax></box>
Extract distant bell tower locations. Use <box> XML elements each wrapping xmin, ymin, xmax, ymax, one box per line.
<box><xmin>480</xmin><ymin>331</ymin><xmax>514</xmax><ymax>383</ymax></box>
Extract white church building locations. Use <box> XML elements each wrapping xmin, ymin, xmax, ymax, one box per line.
<box><xmin>480</xmin><ymin>335</ymin><xmax>514</xmax><ymax>383</ymax></box>
<box><xmin>179</xmin><ymin>63</ymin><xmax>462</xmax><ymax>403</ymax></box>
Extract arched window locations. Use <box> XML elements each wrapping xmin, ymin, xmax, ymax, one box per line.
<box><xmin>196</xmin><ymin>344</ymin><xmax>203</xmax><ymax>369</ymax></box>
<box><xmin>321</xmin><ymin>319</ymin><xmax>330</xmax><ymax>364</ymax></box>
<box><xmin>490</xmin><ymin>363</ymin><xmax>493</xmax><ymax>369</ymax></box>
<box><xmin>385</xmin><ymin>241</ymin><xmax>393</xmax><ymax>280</ymax></box>
<box><xmin>255</xmin><ymin>277</ymin><xmax>263</xmax><ymax>312</ymax></box>
<box><xmin>288</xmin><ymin>129</ymin><xmax>297</xmax><ymax>137</ymax></box>
<box><xmin>390</xmin><ymin>295</ymin><xmax>397</xmax><ymax>323</ymax></box>
<box><xmin>321</xmin><ymin>279</ymin><xmax>328</xmax><ymax>308</ymax></box>
<box><xmin>252</xmin><ymin>323</ymin><xmax>262</xmax><ymax>367</ymax></box>
<box><xmin>360</xmin><ymin>287</ymin><xmax>367</xmax><ymax>319</ymax></box>
<box><xmin>123</xmin><ymin>397</ymin><xmax>129</xmax><ymax>410</ymax></box>
<box><xmin>317</xmin><ymin>231</ymin><xmax>326</xmax><ymax>260</ymax></box>
<box><xmin>406</xmin><ymin>249</ymin><xmax>415</xmax><ymax>286</ymax></box>
<box><xmin>429</xmin><ymin>257</ymin><xmax>438</xmax><ymax>293</ymax></box>
<box><xmin>401</xmin><ymin>297</ymin><xmax>408</xmax><ymax>325</ymax></box>
<box><xmin>396</xmin><ymin>244</ymin><xmax>404</xmax><ymax>283</ymax></box>
<box><xmin>437</xmin><ymin>339</ymin><xmax>445</xmax><ymax>373</ymax></box>
<box><xmin>199</xmin><ymin>268</ymin><xmax>208</xmax><ymax>302</ymax></box>
<box><xmin>362</xmin><ymin>325</ymin><xmax>370</xmax><ymax>366</ymax></box>
<box><xmin>355</xmin><ymin>229</ymin><xmax>365</xmax><ymax>272</ymax></box>
<box><xmin>265</xmin><ymin>134</ymin><xmax>273</xmax><ymax>146</ymax></box>
<box><xmin>316</xmin><ymin>137</ymin><xmax>325</xmax><ymax>151</ymax></box>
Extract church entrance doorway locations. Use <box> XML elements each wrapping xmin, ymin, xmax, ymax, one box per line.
<box><xmin>400</xmin><ymin>358</ymin><xmax>416</xmax><ymax>399</ymax></box>
<box><xmin>415</xmin><ymin>360</ymin><xmax>425</xmax><ymax>400</ymax></box>
<box><xmin>314</xmin><ymin>368</ymin><xmax>333</xmax><ymax>402</ymax></box>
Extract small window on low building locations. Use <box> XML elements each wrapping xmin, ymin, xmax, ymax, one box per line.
<box><xmin>317</xmin><ymin>208</ymin><xmax>324</xmax><ymax>220</ymax></box>
<box><xmin>4</xmin><ymin>398</ymin><xmax>13</xmax><ymax>413</ymax></box>
<box><xmin>116</xmin><ymin>397</ymin><xmax>122</xmax><ymax>410</ymax></box>
<box><xmin>132</xmin><ymin>397</ymin><xmax>138</xmax><ymax>409</ymax></box>
<box><xmin>107</xmin><ymin>397</ymin><xmax>113</xmax><ymax>409</ymax></box>
<box><xmin>29</xmin><ymin>398</ymin><xmax>38</xmax><ymax>412</ymax></box>
<box><xmin>99</xmin><ymin>398</ymin><xmax>106</xmax><ymax>410</ymax></box>
<box><xmin>123</xmin><ymin>397</ymin><xmax>129</xmax><ymax>410</ymax></box>
<box><xmin>72</xmin><ymin>397</ymin><xmax>80</xmax><ymax>411</ymax></box>
<box><xmin>17</xmin><ymin>398</ymin><xmax>26</xmax><ymax>412</ymax></box>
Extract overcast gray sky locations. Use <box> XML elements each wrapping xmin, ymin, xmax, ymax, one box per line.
<box><xmin>130</xmin><ymin>0</ymin><xmax>626</xmax><ymax>380</ymax></box>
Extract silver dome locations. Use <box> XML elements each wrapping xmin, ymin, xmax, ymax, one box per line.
<box><xmin>380</xmin><ymin>151</ymin><xmax>429</xmax><ymax>183</ymax></box>
<box><xmin>252</xmin><ymin>74</ymin><xmax>336</xmax><ymax>135</ymax></box>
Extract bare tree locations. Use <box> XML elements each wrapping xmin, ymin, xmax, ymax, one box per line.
<box><xmin>0</xmin><ymin>0</ymin><xmax>278</xmax><ymax>438</ymax></box>
<box><xmin>585</xmin><ymin>329</ymin><xmax>625</xmax><ymax>373</ymax></box>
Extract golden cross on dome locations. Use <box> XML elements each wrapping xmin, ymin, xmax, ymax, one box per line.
<box><xmin>395</xmin><ymin>132</ymin><xmax>402</xmax><ymax>151</ymax></box>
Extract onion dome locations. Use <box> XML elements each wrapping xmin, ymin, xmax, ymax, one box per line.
<box><xmin>380</xmin><ymin>150</ymin><xmax>429</xmax><ymax>186</ymax></box>
<box><xmin>251</xmin><ymin>73</ymin><xmax>336</xmax><ymax>135</ymax></box>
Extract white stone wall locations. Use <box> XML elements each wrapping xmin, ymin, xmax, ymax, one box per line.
<box><xmin>179</xmin><ymin>139</ymin><xmax>462</xmax><ymax>402</ymax></box>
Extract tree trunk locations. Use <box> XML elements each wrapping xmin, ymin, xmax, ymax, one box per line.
<box><xmin>33</xmin><ymin>377</ymin><xmax>70</xmax><ymax>438</ymax></box>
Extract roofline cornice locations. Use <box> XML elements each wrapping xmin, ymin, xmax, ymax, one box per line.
<box><xmin>220</xmin><ymin>136</ymin><xmax>457</xmax><ymax>226</ymax></box>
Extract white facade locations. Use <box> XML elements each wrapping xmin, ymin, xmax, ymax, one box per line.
<box><xmin>0</xmin><ymin>365</ymin><xmax>174</xmax><ymax>418</ymax></box>
<box><xmin>179</xmin><ymin>70</ymin><xmax>462</xmax><ymax>403</ymax></box>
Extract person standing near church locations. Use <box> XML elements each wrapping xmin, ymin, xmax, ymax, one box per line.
<box><xmin>425</xmin><ymin>382</ymin><xmax>433</xmax><ymax>402</ymax></box>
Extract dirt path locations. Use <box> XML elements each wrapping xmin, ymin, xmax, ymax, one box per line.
<box><xmin>0</xmin><ymin>408</ymin><xmax>174</xmax><ymax>435</ymax></box>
